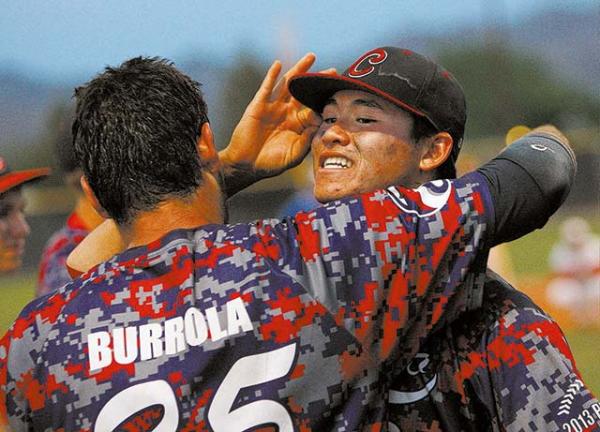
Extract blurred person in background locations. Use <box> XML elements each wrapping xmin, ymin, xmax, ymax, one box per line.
<box><xmin>0</xmin><ymin>158</ymin><xmax>49</xmax><ymax>274</ymax></box>
<box><xmin>36</xmin><ymin>105</ymin><xmax>103</xmax><ymax>297</ymax></box>
<box><xmin>547</xmin><ymin>216</ymin><xmax>600</xmax><ymax>327</ymax></box>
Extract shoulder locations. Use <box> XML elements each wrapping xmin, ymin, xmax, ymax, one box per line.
<box><xmin>41</xmin><ymin>225</ymin><xmax>89</xmax><ymax>262</ymax></box>
<box><xmin>450</xmin><ymin>271</ymin><xmax>579</xmax><ymax>388</ymax></box>
<box><xmin>1</xmin><ymin>280</ymin><xmax>82</xmax><ymax>387</ymax></box>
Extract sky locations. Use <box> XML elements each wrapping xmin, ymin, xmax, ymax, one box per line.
<box><xmin>1</xmin><ymin>0</ymin><xmax>596</xmax><ymax>82</ymax></box>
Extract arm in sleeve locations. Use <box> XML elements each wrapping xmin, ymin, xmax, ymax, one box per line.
<box><xmin>1</xmin><ymin>328</ymin><xmax>32</xmax><ymax>432</ymax></box>
<box><xmin>477</xmin><ymin>126</ymin><xmax>577</xmax><ymax>246</ymax></box>
<box><xmin>250</xmin><ymin>174</ymin><xmax>494</xmax><ymax>365</ymax></box>
<box><xmin>484</xmin><ymin>308</ymin><xmax>599</xmax><ymax>431</ymax></box>
<box><xmin>0</xmin><ymin>295</ymin><xmax>58</xmax><ymax>432</ymax></box>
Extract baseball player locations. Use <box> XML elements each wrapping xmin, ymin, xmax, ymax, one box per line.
<box><xmin>262</xmin><ymin>47</ymin><xmax>597</xmax><ymax>430</ymax></box>
<box><xmin>36</xmin><ymin>105</ymin><xmax>103</xmax><ymax>297</ymax></box>
<box><xmin>1</xmin><ymin>55</ymin><xmax>576</xmax><ymax>431</ymax></box>
<box><xmin>0</xmin><ymin>158</ymin><xmax>49</xmax><ymax>274</ymax></box>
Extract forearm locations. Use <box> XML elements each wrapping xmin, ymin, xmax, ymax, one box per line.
<box><xmin>477</xmin><ymin>126</ymin><xmax>576</xmax><ymax>246</ymax></box>
<box><xmin>218</xmin><ymin>149</ymin><xmax>260</xmax><ymax>198</ymax></box>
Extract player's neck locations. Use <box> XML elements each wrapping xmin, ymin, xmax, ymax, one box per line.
<box><xmin>121</xmin><ymin>174</ymin><xmax>225</xmax><ymax>249</ymax></box>
<box><xmin>74</xmin><ymin>195</ymin><xmax>105</xmax><ymax>231</ymax></box>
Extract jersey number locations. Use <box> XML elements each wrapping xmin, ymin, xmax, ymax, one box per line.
<box><xmin>94</xmin><ymin>343</ymin><xmax>297</xmax><ymax>432</ymax></box>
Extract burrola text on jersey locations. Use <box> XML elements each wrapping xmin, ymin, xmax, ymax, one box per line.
<box><xmin>87</xmin><ymin>297</ymin><xmax>253</xmax><ymax>371</ymax></box>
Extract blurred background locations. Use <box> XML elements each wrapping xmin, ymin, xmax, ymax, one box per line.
<box><xmin>1</xmin><ymin>0</ymin><xmax>598</xmax><ymax>390</ymax></box>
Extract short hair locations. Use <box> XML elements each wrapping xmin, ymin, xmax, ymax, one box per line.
<box><xmin>72</xmin><ymin>57</ymin><xmax>209</xmax><ymax>225</ymax></box>
<box><xmin>410</xmin><ymin>114</ymin><xmax>463</xmax><ymax>179</ymax></box>
<box><xmin>51</xmin><ymin>104</ymin><xmax>79</xmax><ymax>174</ymax></box>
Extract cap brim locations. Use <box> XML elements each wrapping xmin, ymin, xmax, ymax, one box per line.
<box><xmin>0</xmin><ymin>167</ymin><xmax>50</xmax><ymax>194</ymax></box>
<box><xmin>288</xmin><ymin>73</ymin><xmax>426</xmax><ymax>117</ymax></box>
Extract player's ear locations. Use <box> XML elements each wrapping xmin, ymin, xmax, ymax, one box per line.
<box><xmin>197</xmin><ymin>122</ymin><xmax>219</xmax><ymax>174</ymax></box>
<box><xmin>419</xmin><ymin>132</ymin><xmax>453</xmax><ymax>172</ymax></box>
<box><xmin>80</xmin><ymin>176</ymin><xmax>109</xmax><ymax>219</ymax></box>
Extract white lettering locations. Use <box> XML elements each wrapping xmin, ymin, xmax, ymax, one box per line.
<box><xmin>227</xmin><ymin>297</ymin><xmax>253</xmax><ymax>336</ymax></box>
<box><xmin>113</xmin><ymin>327</ymin><xmax>138</xmax><ymax>365</ymax></box>
<box><xmin>88</xmin><ymin>331</ymin><xmax>112</xmax><ymax>371</ymax></box>
<box><xmin>86</xmin><ymin>299</ymin><xmax>254</xmax><ymax>372</ymax></box>
<box><xmin>184</xmin><ymin>308</ymin><xmax>208</xmax><ymax>346</ymax></box>
<box><xmin>164</xmin><ymin>317</ymin><xmax>186</xmax><ymax>355</ymax></box>
<box><xmin>206</xmin><ymin>306</ymin><xmax>227</xmax><ymax>341</ymax></box>
<box><xmin>139</xmin><ymin>323</ymin><xmax>163</xmax><ymax>361</ymax></box>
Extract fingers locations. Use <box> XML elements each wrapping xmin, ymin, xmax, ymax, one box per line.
<box><xmin>287</xmin><ymin>127</ymin><xmax>316</xmax><ymax>168</ymax></box>
<box><xmin>253</xmin><ymin>53</ymin><xmax>317</xmax><ymax>103</ymax></box>
<box><xmin>273</xmin><ymin>52</ymin><xmax>317</xmax><ymax>100</ymax></box>
<box><xmin>529</xmin><ymin>124</ymin><xmax>570</xmax><ymax>148</ymax></box>
<box><xmin>318</xmin><ymin>67</ymin><xmax>337</xmax><ymax>76</ymax></box>
<box><xmin>253</xmin><ymin>60</ymin><xmax>283</xmax><ymax>102</ymax></box>
<box><xmin>284</xmin><ymin>52</ymin><xmax>317</xmax><ymax>78</ymax></box>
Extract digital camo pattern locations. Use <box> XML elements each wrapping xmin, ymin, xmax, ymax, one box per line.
<box><xmin>37</xmin><ymin>212</ymin><xmax>90</xmax><ymax>297</ymax></box>
<box><xmin>1</xmin><ymin>174</ymin><xmax>493</xmax><ymax>431</ymax></box>
<box><xmin>388</xmin><ymin>272</ymin><xmax>600</xmax><ymax>432</ymax></box>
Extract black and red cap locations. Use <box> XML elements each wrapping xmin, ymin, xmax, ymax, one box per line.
<box><xmin>0</xmin><ymin>156</ymin><xmax>50</xmax><ymax>195</ymax></box>
<box><xmin>289</xmin><ymin>47</ymin><xmax>467</xmax><ymax>170</ymax></box>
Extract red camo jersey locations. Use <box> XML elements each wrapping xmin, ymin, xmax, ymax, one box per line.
<box><xmin>388</xmin><ymin>271</ymin><xmax>600</xmax><ymax>431</ymax></box>
<box><xmin>1</xmin><ymin>174</ymin><xmax>493</xmax><ymax>431</ymax></box>
<box><xmin>37</xmin><ymin>212</ymin><xmax>90</xmax><ymax>297</ymax></box>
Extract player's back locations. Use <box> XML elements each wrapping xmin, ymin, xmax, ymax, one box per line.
<box><xmin>4</xmin><ymin>219</ymin><xmax>396</xmax><ymax>431</ymax></box>
<box><xmin>1</xmin><ymin>173</ymin><xmax>518</xmax><ymax>431</ymax></box>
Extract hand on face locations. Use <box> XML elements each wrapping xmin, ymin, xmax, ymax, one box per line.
<box><xmin>311</xmin><ymin>90</ymin><xmax>423</xmax><ymax>203</ymax></box>
<box><xmin>220</xmin><ymin>53</ymin><xmax>336</xmax><ymax>195</ymax></box>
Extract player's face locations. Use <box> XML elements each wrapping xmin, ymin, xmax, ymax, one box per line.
<box><xmin>0</xmin><ymin>189</ymin><xmax>31</xmax><ymax>272</ymax></box>
<box><xmin>311</xmin><ymin>90</ymin><xmax>423</xmax><ymax>203</ymax></box>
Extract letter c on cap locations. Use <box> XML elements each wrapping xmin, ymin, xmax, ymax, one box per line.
<box><xmin>347</xmin><ymin>48</ymin><xmax>388</xmax><ymax>78</ymax></box>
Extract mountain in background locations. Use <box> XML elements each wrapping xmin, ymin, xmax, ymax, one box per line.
<box><xmin>0</xmin><ymin>9</ymin><xmax>597</xmax><ymax>163</ymax></box>
<box><xmin>421</xmin><ymin>9</ymin><xmax>599</xmax><ymax>90</ymax></box>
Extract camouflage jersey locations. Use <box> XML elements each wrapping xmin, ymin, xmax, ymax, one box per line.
<box><xmin>388</xmin><ymin>271</ymin><xmax>600</xmax><ymax>432</ymax></box>
<box><xmin>37</xmin><ymin>212</ymin><xmax>90</xmax><ymax>297</ymax></box>
<box><xmin>1</xmin><ymin>174</ymin><xmax>495</xmax><ymax>431</ymax></box>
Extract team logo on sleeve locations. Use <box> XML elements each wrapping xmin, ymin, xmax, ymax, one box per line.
<box><xmin>386</xmin><ymin>180</ymin><xmax>452</xmax><ymax>217</ymax></box>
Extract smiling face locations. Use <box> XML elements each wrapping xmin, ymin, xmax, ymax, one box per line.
<box><xmin>311</xmin><ymin>90</ymin><xmax>426</xmax><ymax>203</ymax></box>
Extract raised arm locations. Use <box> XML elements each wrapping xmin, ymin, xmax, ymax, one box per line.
<box><xmin>477</xmin><ymin>125</ymin><xmax>576</xmax><ymax>246</ymax></box>
<box><xmin>219</xmin><ymin>53</ymin><xmax>332</xmax><ymax>197</ymax></box>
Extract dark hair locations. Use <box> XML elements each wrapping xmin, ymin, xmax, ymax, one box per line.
<box><xmin>410</xmin><ymin>114</ymin><xmax>463</xmax><ymax>179</ymax></box>
<box><xmin>72</xmin><ymin>57</ymin><xmax>209</xmax><ymax>225</ymax></box>
<box><xmin>50</xmin><ymin>104</ymin><xmax>79</xmax><ymax>174</ymax></box>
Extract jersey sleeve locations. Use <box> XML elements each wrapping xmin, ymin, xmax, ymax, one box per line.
<box><xmin>478</xmin><ymin>130</ymin><xmax>576</xmax><ymax>246</ymax></box>
<box><xmin>245</xmin><ymin>173</ymin><xmax>494</xmax><ymax>365</ymax></box>
<box><xmin>247</xmin><ymin>129</ymin><xmax>574</xmax><ymax>367</ymax></box>
<box><xmin>483</xmin><ymin>307</ymin><xmax>600</xmax><ymax>431</ymax></box>
<box><xmin>0</xmin><ymin>290</ymin><xmax>69</xmax><ymax>431</ymax></box>
<box><xmin>36</xmin><ymin>230</ymin><xmax>83</xmax><ymax>297</ymax></box>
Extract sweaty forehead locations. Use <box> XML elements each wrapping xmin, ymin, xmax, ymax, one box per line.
<box><xmin>324</xmin><ymin>90</ymin><xmax>406</xmax><ymax>114</ymax></box>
